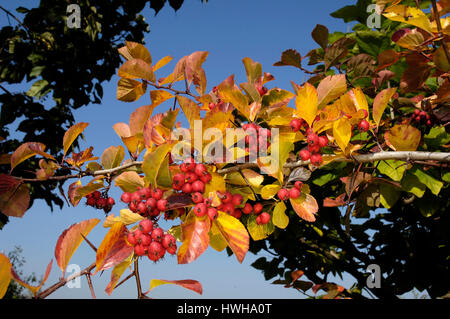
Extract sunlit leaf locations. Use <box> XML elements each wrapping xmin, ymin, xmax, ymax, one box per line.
<box><xmin>214</xmin><ymin>211</ymin><xmax>249</xmax><ymax>263</ymax></box>
<box><xmin>104</xmin><ymin>209</ymin><xmax>144</xmax><ymax>228</ymax></box>
<box><xmin>101</xmin><ymin>145</ymin><xmax>125</xmax><ymax>170</ymax></box>
<box><xmin>177</xmin><ymin>212</ymin><xmax>210</xmax><ymax>264</ymax></box>
<box><xmin>383</xmin><ymin>5</ymin><xmax>433</xmax><ymax>33</ymax></box>
<box><xmin>142</xmin><ymin>143</ymin><xmax>173</xmax><ymax>187</ymax></box>
<box><xmin>385</xmin><ymin>124</ymin><xmax>421</xmax><ymax>151</ymax></box>
<box><xmin>373</xmin><ymin>88</ymin><xmax>397</xmax><ymax>127</ymax></box>
<box><xmin>260</xmin><ymin>184</ymin><xmax>282</xmax><ymax>200</ymax></box>
<box><xmin>333</xmin><ymin>118</ymin><xmax>352</xmax><ymax>152</ymax></box>
<box><xmin>118</xmin><ymin>41</ymin><xmax>152</xmax><ymax>64</ymax></box>
<box><xmin>63</xmin><ymin>122</ymin><xmax>89</xmax><ymax>158</ymax></box>
<box><xmin>317</xmin><ymin>74</ymin><xmax>347</xmax><ymax>109</ymax></box>
<box><xmin>117</xmin><ymin>78</ymin><xmax>147</xmax><ymax>102</ymax></box>
<box><xmin>11</xmin><ymin>259</ymin><xmax>52</xmax><ymax>297</ymax></box>
<box><xmin>118</xmin><ymin>58</ymin><xmax>155</xmax><ymax>82</ymax></box>
<box><xmin>95</xmin><ymin>222</ymin><xmax>128</xmax><ymax>273</ymax></box>
<box><xmin>115</xmin><ymin>171</ymin><xmax>145</xmax><ymax>193</ymax></box>
<box><xmin>55</xmin><ymin>218</ymin><xmax>100</xmax><ymax>276</ymax></box>
<box><xmin>10</xmin><ymin>142</ymin><xmax>54</xmax><ymax>172</ymax></box>
<box><xmin>295</xmin><ymin>82</ymin><xmax>318</xmax><ymax>127</ymax></box>
<box><xmin>0</xmin><ymin>253</ymin><xmax>12</xmax><ymax>299</ymax></box>
<box><xmin>246</xmin><ymin>213</ymin><xmax>275</xmax><ymax>241</ymax></box>
<box><xmin>105</xmin><ymin>253</ymin><xmax>133</xmax><ymax>296</ymax></box>
<box><xmin>177</xmin><ymin>96</ymin><xmax>201</xmax><ymax>128</ymax></box>
<box><xmin>290</xmin><ymin>193</ymin><xmax>318</xmax><ymax>222</ymax></box>
<box><xmin>149</xmin><ymin>279</ymin><xmax>202</xmax><ymax>295</ymax></box>
<box><xmin>272</xmin><ymin>201</ymin><xmax>289</xmax><ymax>229</ymax></box>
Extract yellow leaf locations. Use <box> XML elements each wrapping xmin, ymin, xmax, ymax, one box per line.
<box><xmin>63</xmin><ymin>122</ymin><xmax>89</xmax><ymax>158</ymax></box>
<box><xmin>333</xmin><ymin>118</ymin><xmax>352</xmax><ymax>153</ymax></box>
<box><xmin>385</xmin><ymin>124</ymin><xmax>421</xmax><ymax>151</ymax></box>
<box><xmin>115</xmin><ymin>171</ymin><xmax>145</xmax><ymax>193</ymax></box>
<box><xmin>95</xmin><ymin>222</ymin><xmax>127</xmax><ymax>273</ymax></box>
<box><xmin>217</xmin><ymin>75</ymin><xmax>250</xmax><ymax>120</ymax></box>
<box><xmin>209</xmin><ymin>222</ymin><xmax>228</xmax><ymax>252</ymax></box>
<box><xmin>177</xmin><ymin>96</ymin><xmax>201</xmax><ymax>128</ymax></box>
<box><xmin>0</xmin><ymin>253</ymin><xmax>12</xmax><ymax>299</ymax></box>
<box><xmin>246</xmin><ymin>213</ymin><xmax>275</xmax><ymax>241</ymax></box>
<box><xmin>272</xmin><ymin>201</ymin><xmax>289</xmax><ymax>229</ymax></box>
<box><xmin>214</xmin><ymin>211</ymin><xmax>249</xmax><ymax>263</ymax></box>
<box><xmin>117</xmin><ymin>78</ymin><xmax>147</xmax><ymax>102</ymax></box>
<box><xmin>383</xmin><ymin>5</ymin><xmax>433</xmax><ymax>33</ymax></box>
<box><xmin>118</xmin><ymin>58</ymin><xmax>155</xmax><ymax>82</ymax></box>
<box><xmin>105</xmin><ymin>253</ymin><xmax>134</xmax><ymax>296</ymax></box>
<box><xmin>142</xmin><ymin>143</ymin><xmax>173</xmax><ymax>187</ymax></box>
<box><xmin>317</xmin><ymin>74</ymin><xmax>347</xmax><ymax>109</ymax></box>
<box><xmin>373</xmin><ymin>88</ymin><xmax>397</xmax><ymax>127</ymax></box>
<box><xmin>260</xmin><ymin>184</ymin><xmax>282</xmax><ymax>199</ymax></box>
<box><xmin>152</xmin><ymin>56</ymin><xmax>173</xmax><ymax>71</ymax></box>
<box><xmin>103</xmin><ymin>209</ymin><xmax>144</xmax><ymax>228</ymax></box>
<box><xmin>149</xmin><ymin>279</ymin><xmax>202</xmax><ymax>295</ymax></box>
<box><xmin>204</xmin><ymin>172</ymin><xmax>226</xmax><ymax>195</ymax></box>
<box><xmin>295</xmin><ymin>82</ymin><xmax>318</xmax><ymax>127</ymax></box>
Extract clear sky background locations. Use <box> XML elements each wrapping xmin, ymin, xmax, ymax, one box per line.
<box><xmin>0</xmin><ymin>0</ymin><xmax>366</xmax><ymax>299</ymax></box>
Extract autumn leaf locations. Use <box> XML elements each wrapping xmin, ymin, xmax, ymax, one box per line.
<box><xmin>118</xmin><ymin>58</ymin><xmax>155</xmax><ymax>82</ymax></box>
<box><xmin>217</xmin><ymin>75</ymin><xmax>250</xmax><ymax>120</ymax></box>
<box><xmin>383</xmin><ymin>5</ymin><xmax>433</xmax><ymax>33</ymax></box>
<box><xmin>117</xmin><ymin>78</ymin><xmax>147</xmax><ymax>102</ymax></box>
<box><xmin>177</xmin><ymin>96</ymin><xmax>201</xmax><ymax>128</ymax></box>
<box><xmin>10</xmin><ymin>260</ymin><xmax>53</xmax><ymax>297</ymax></box>
<box><xmin>0</xmin><ymin>182</ymin><xmax>30</xmax><ymax>218</ymax></box>
<box><xmin>103</xmin><ymin>209</ymin><xmax>144</xmax><ymax>228</ymax></box>
<box><xmin>142</xmin><ymin>143</ymin><xmax>173</xmax><ymax>187</ymax></box>
<box><xmin>272</xmin><ymin>201</ymin><xmax>289</xmax><ymax>229</ymax></box>
<box><xmin>115</xmin><ymin>171</ymin><xmax>145</xmax><ymax>193</ymax></box>
<box><xmin>385</xmin><ymin>124</ymin><xmax>421</xmax><ymax>151</ymax></box>
<box><xmin>95</xmin><ymin>222</ymin><xmax>128</xmax><ymax>273</ymax></box>
<box><xmin>246</xmin><ymin>213</ymin><xmax>275</xmax><ymax>241</ymax></box>
<box><xmin>290</xmin><ymin>193</ymin><xmax>319</xmax><ymax>222</ymax></box>
<box><xmin>295</xmin><ymin>82</ymin><xmax>318</xmax><ymax>127</ymax></box>
<box><xmin>273</xmin><ymin>49</ymin><xmax>302</xmax><ymax>69</ymax></box>
<box><xmin>101</xmin><ymin>145</ymin><xmax>125</xmax><ymax>170</ymax></box>
<box><xmin>177</xmin><ymin>212</ymin><xmax>211</xmax><ymax>264</ymax></box>
<box><xmin>333</xmin><ymin>118</ymin><xmax>352</xmax><ymax>153</ymax></box>
<box><xmin>317</xmin><ymin>74</ymin><xmax>347</xmax><ymax>109</ymax></box>
<box><xmin>0</xmin><ymin>253</ymin><xmax>12</xmax><ymax>299</ymax></box>
<box><xmin>10</xmin><ymin>142</ymin><xmax>54</xmax><ymax>172</ymax></box>
<box><xmin>54</xmin><ymin>218</ymin><xmax>100</xmax><ymax>276</ymax></box>
<box><xmin>105</xmin><ymin>253</ymin><xmax>134</xmax><ymax>296</ymax></box>
<box><xmin>242</xmin><ymin>57</ymin><xmax>262</xmax><ymax>84</ymax></box>
<box><xmin>129</xmin><ymin>104</ymin><xmax>157</xmax><ymax>136</ymax></box>
<box><xmin>118</xmin><ymin>41</ymin><xmax>152</xmax><ymax>64</ymax></box>
<box><xmin>148</xmin><ymin>279</ymin><xmax>203</xmax><ymax>295</ymax></box>
<box><xmin>214</xmin><ymin>211</ymin><xmax>249</xmax><ymax>263</ymax></box>
<box><xmin>63</xmin><ymin>122</ymin><xmax>89</xmax><ymax>159</ymax></box>
<box><xmin>373</xmin><ymin>88</ymin><xmax>397</xmax><ymax>127</ymax></box>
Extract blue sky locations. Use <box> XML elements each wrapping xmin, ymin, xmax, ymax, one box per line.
<box><xmin>0</xmin><ymin>0</ymin><xmax>364</xmax><ymax>299</ymax></box>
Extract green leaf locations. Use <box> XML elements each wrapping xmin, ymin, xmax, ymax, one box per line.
<box><xmin>379</xmin><ymin>183</ymin><xmax>400</xmax><ymax>209</ymax></box>
<box><xmin>411</xmin><ymin>168</ymin><xmax>443</xmax><ymax>196</ymax></box>
<box><xmin>246</xmin><ymin>213</ymin><xmax>275</xmax><ymax>241</ymax></box>
<box><xmin>424</xmin><ymin>126</ymin><xmax>450</xmax><ymax>149</ymax></box>
<box><xmin>355</xmin><ymin>30</ymin><xmax>391</xmax><ymax>58</ymax></box>
<box><xmin>401</xmin><ymin>172</ymin><xmax>426</xmax><ymax>198</ymax></box>
<box><xmin>101</xmin><ymin>146</ymin><xmax>125</xmax><ymax>169</ymax></box>
<box><xmin>376</xmin><ymin>160</ymin><xmax>406</xmax><ymax>182</ymax></box>
<box><xmin>242</xmin><ymin>57</ymin><xmax>262</xmax><ymax>84</ymax></box>
<box><xmin>26</xmin><ymin>79</ymin><xmax>49</xmax><ymax>98</ymax></box>
<box><xmin>142</xmin><ymin>144</ymin><xmax>173</xmax><ymax>187</ymax></box>
<box><xmin>272</xmin><ymin>201</ymin><xmax>289</xmax><ymax>229</ymax></box>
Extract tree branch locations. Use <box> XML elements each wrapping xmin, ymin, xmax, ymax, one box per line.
<box><xmin>431</xmin><ymin>0</ymin><xmax>450</xmax><ymax>65</ymax></box>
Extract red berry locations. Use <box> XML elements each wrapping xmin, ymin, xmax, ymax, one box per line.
<box><xmin>358</xmin><ymin>120</ymin><xmax>370</xmax><ymax>132</ymax></box>
<box><xmin>299</xmin><ymin>149</ymin><xmax>311</xmax><ymax>161</ymax></box>
<box><xmin>290</xmin><ymin>119</ymin><xmax>302</xmax><ymax>132</ymax></box>
<box><xmin>222</xmin><ymin>203</ymin><xmax>235</xmax><ymax>215</ymax></box>
<box><xmin>121</xmin><ymin>192</ymin><xmax>132</xmax><ymax>203</ymax></box>
<box><xmin>209</xmin><ymin>102</ymin><xmax>215</xmax><ymax>110</ymax></box>
<box><xmin>253</xmin><ymin>203</ymin><xmax>263</xmax><ymax>214</ymax></box>
<box><xmin>362</xmin><ymin>109</ymin><xmax>369</xmax><ymax>118</ymax></box>
<box><xmin>256</xmin><ymin>215</ymin><xmax>262</xmax><ymax>225</ymax></box>
<box><xmin>419</xmin><ymin>111</ymin><xmax>427</xmax><ymax>118</ymax></box>
<box><xmin>231</xmin><ymin>194</ymin><xmax>243</xmax><ymax>206</ymax></box>
<box><xmin>92</xmin><ymin>191</ymin><xmax>101</xmax><ymax>199</ymax></box>
<box><xmin>426</xmin><ymin>120</ymin><xmax>432</xmax><ymax>126</ymax></box>
<box><xmin>191</xmin><ymin>180</ymin><xmax>205</xmax><ymax>193</ymax></box>
<box><xmin>182</xmin><ymin>183</ymin><xmax>193</xmax><ymax>194</ymax></box>
<box><xmin>134</xmin><ymin>244</ymin><xmax>147</xmax><ymax>256</ymax></box>
<box><xmin>242</xmin><ymin>203</ymin><xmax>253</xmax><ymax>214</ymax></box>
<box><xmin>173</xmin><ymin>173</ymin><xmax>186</xmax><ymax>188</ymax></box>
<box><xmin>181</xmin><ymin>158</ymin><xmax>196</xmax><ymax>172</ymax></box>
<box><xmin>151</xmin><ymin>188</ymin><xmax>163</xmax><ymax>200</ymax></box>
<box><xmin>139</xmin><ymin>233</ymin><xmax>152</xmax><ymax>246</ymax></box>
<box><xmin>307</xmin><ymin>133</ymin><xmax>319</xmax><ymax>146</ymax></box>
<box><xmin>277</xmin><ymin>188</ymin><xmax>290</xmax><ymax>201</ymax></box>
<box><xmin>130</xmin><ymin>192</ymin><xmax>141</xmax><ymax>204</ymax></box>
<box><xmin>127</xmin><ymin>232</ymin><xmax>138</xmax><ymax>246</ymax></box>
<box><xmin>167</xmin><ymin>245</ymin><xmax>177</xmax><ymax>255</ymax></box>
<box><xmin>318</xmin><ymin>135</ymin><xmax>329</xmax><ymax>148</ymax></box>
<box><xmin>146</xmin><ymin>198</ymin><xmax>156</xmax><ymax>210</ymax></box>
<box><xmin>310</xmin><ymin>153</ymin><xmax>323</xmax><ymax>166</ymax></box>
<box><xmin>200</xmin><ymin>173</ymin><xmax>212</xmax><ymax>184</ymax></box>
<box><xmin>414</xmin><ymin>109</ymin><xmax>420</xmax><ymax>115</ymax></box>
<box><xmin>294</xmin><ymin>181</ymin><xmax>303</xmax><ymax>191</ymax></box>
<box><xmin>185</xmin><ymin>172</ymin><xmax>198</xmax><ymax>183</ymax></box>
<box><xmin>207</xmin><ymin>207</ymin><xmax>218</xmax><ymax>220</ymax></box>
<box><xmin>162</xmin><ymin>234</ymin><xmax>176</xmax><ymax>249</ymax></box>
<box><xmin>259</xmin><ymin>212</ymin><xmax>271</xmax><ymax>225</ymax></box>
<box><xmin>232</xmin><ymin>209</ymin><xmax>242</xmax><ymax>219</ymax></box>
<box><xmin>107</xmin><ymin>197</ymin><xmax>115</xmax><ymax>206</ymax></box>
<box><xmin>148</xmin><ymin>242</ymin><xmax>165</xmax><ymax>261</ymax></box>
<box><xmin>137</xmin><ymin>202</ymin><xmax>147</xmax><ymax>215</ymax></box>
<box><xmin>194</xmin><ymin>163</ymin><xmax>207</xmax><ymax>177</ymax></box>
<box><xmin>308</xmin><ymin>143</ymin><xmax>321</xmax><ymax>154</ymax></box>
<box><xmin>156</xmin><ymin>199</ymin><xmax>168</xmax><ymax>212</ymax></box>
<box><xmin>289</xmin><ymin>187</ymin><xmax>301</xmax><ymax>199</ymax></box>
<box><xmin>86</xmin><ymin>197</ymin><xmax>96</xmax><ymax>206</ymax></box>
<box><xmin>149</xmin><ymin>209</ymin><xmax>160</xmax><ymax>217</ymax></box>
<box><xmin>96</xmin><ymin>198</ymin><xmax>106</xmax><ymax>209</ymax></box>
<box><xmin>194</xmin><ymin>203</ymin><xmax>207</xmax><ymax>217</ymax></box>
<box><xmin>257</xmin><ymin>86</ymin><xmax>268</xmax><ymax>96</ymax></box>
<box><xmin>139</xmin><ymin>219</ymin><xmax>153</xmax><ymax>234</ymax></box>
<box><xmin>151</xmin><ymin>228</ymin><xmax>164</xmax><ymax>242</ymax></box>
<box><xmin>192</xmin><ymin>192</ymin><xmax>204</xmax><ymax>204</ymax></box>
<box><xmin>129</xmin><ymin>202</ymin><xmax>138</xmax><ymax>213</ymax></box>
<box><xmin>221</xmin><ymin>191</ymin><xmax>233</xmax><ymax>204</ymax></box>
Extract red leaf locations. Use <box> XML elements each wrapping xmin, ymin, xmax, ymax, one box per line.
<box><xmin>11</xmin><ymin>259</ymin><xmax>53</xmax><ymax>296</ymax></box>
<box><xmin>177</xmin><ymin>212</ymin><xmax>210</xmax><ymax>264</ymax></box>
<box><xmin>289</xmin><ymin>194</ymin><xmax>319</xmax><ymax>222</ymax></box>
<box><xmin>148</xmin><ymin>279</ymin><xmax>203</xmax><ymax>295</ymax></box>
<box><xmin>323</xmin><ymin>193</ymin><xmax>347</xmax><ymax>207</ymax></box>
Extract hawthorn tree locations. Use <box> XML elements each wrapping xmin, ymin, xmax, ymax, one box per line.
<box><xmin>0</xmin><ymin>0</ymin><xmax>449</xmax><ymax>299</ymax></box>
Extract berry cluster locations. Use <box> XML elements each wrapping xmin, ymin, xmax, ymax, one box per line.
<box><xmin>127</xmin><ymin>219</ymin><xmax>177</xmax><ymax>262</ymax></box>
<box><xmin>241</xmin><ymin>201</ymin><xmax>271</xmax><ymax>225</ymax></box>
<box><xmin>242</xmin><ymin>123</ymin><xmax>272</xmax><ymax>155</ymax></box>
<box><xmin>120</xmin><ymin>187</ymin><xmax>167</xmax><ymax>218</ymax></box>
<box><xmin>290</xmin><ymin>118</ymin><xmax>327</xmax><ymax>166</ymax></box>
<box><xmin>172</xmin><ymin>159</ymin><xmax>212</xmax><ymax>194</ymax></box>
<box><xmin>411</xmin><ymin>109</ymin><xmax>432</xmax><ymax>127</ymax></box>
<box><xmin>277</xmin><ymin>181</ymin><xmax>303</xmax><ymax>201</ymax></box>
<box><xmin>86</xmin><ymin>191</ymin><xmax>115</xmax><ymax>214</ymax></box>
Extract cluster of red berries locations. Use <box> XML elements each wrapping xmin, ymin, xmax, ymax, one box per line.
<box><xmin>86</xmin><ymin>191</ymin><xmax>115</xmax><ymax>214</ymax></box>
<box><xmin>411</xmin><ymin>109</ymin><xmax>432</xmax><ymax>127</ymax></box>
<box><xmin>277</xmin><ymin>181</ymin><xmax>303</xmax><ymax>201</ymax></box>
<box><xmin>242</xmin><ymin>123</ymin><xmax>272</xmax><ymax>155</ymax></box>
<box><xmin>172</xmin><ymin>159</ymin><xmax>212</xmax><ymax>194</ymax></box>
<box><xmin>127</xmin><ymin>219</ymin><xmax>177</xmax><ymax>262</ymax></box>
<box><xmin>242</xmin><ymin>201</ymin><xmax>271</xmax><ymax>225</ymax></box>
<box><xmin>120</xmin><ymin>187</ymin><xmax>167</xmax><ymax>218</ymax></box>
<box><xmin>290</xmin><ymin>118</ymin><xmax>326</xmax><ymax>166</ymax></box>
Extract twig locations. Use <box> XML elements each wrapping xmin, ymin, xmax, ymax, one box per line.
<box><xmin>431</xmin><ymin>0</ymin><xmax>450</xmax><ymax>65</ymax></box>
<box><xmin>86</xmin><ymin>274</ymin><xmax>96</xmax><ymax>299</ymax></box>
<box><xmin>80</xmin><ymin>233</ymin><xmax>97</xmax><ymax>252</ymax></box>
<box><xmin>134</xmin><ymin>258</ymin><xmax>144</xmax><ymax>299</ymax></box>
<box><xmin>238</xmin><ymin>169</ymin><xmax>258</xmax><ymax>199</ymax></box>
<box><xmin>114</xmin><ymin>271</ymin><xmax>136</xmax><ymax>290</ymax></box>
<box><xmin>37</xmin><ymin>262</ymin><xmax>96</xmax><ymax>299</ymax></box>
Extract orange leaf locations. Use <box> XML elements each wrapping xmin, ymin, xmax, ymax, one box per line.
<box><xmin>54</xmin><ymin>218</ymin><xmax>100</xmax><ymax>276</ymax></box>
<box><xmin>176</xmin><ymin>96</ymin><xmax>201</xmax><ymax>128</ymax></box>
<box><xmin>148</xmin><ymin>279</ymin><xmax>203</xmax><ymax>295</ymax></box>
<box><xmin>217</xmin><ymin>75</ymin><xmax>250</xmax><ymax>120</ymax></box>
<box><xmin>0</xmin><ymin>253</ymin><xmax>12</xmax><ymax>299</ymax></box>
<box><xmin>317</xmin><ymin>74</ymin><xmax>347</xmax><ymax>109</ymax></box>
<box><xmin>116</xmin><ymin>78</ymin><xmax>147</xmax><ymax>102</ymax></box>
<box><xmin>323</xmin><ymin>193</ymin><xmax>347</xmax><ymax>207</ymax></box>
<box><xmin>150</xmin><ymin>90</ymin><xmax>174</xmax><ymax>108</ymax></box>
<box><xmin>373</xmin><ymin>88</ymin><xmax>397</xmax><ymax>127</ymax></box>
<box><xmin>118</xmin><ymin>58</ymin><xmax>155</xmax><ymax>82</ymax></box>
<box><xmin>118</xmin><ymin>41</ymin><xmax>152</xmax><ymax>64</ymax></box>
<box><xmin>11</xmin><ymin>259</ymin><xmax>53</xmax><ymax>297</ymax></box>
<box><xmin>105</xmin><ymin>253</ymin><xmax>134</xmax><ymax>296</ymax></box>
<box><xmin>290</xmin><ymin>193</ymin><xmax>318</xmax><ymax>222</ymax></box>
<box><xmin>10</xmin><ymin>142</ymin><xmax>53</xmax><ymax>172</ymax></box>
<box><xmin>95</xmin><ymin>222</ymin><xmax>128</xmax><ymax>273</ymax></box>
<box><xmin>177</xmin><ymin>212</ymin><xmax>211</xmax><ymax>264</ymax></box>
<box><xmin>63</xmin><ymin>122</ymin><xmax>89</xmax><ymax>158</ymax></box>
<box><xmin>97</xmin><ymin>230</ymin><xmax>133</xmax><ymax>272</ymax></box>
<box><xmin>385</xmin><ymin>124</ymin><xmax>421</xmax><ymax>151</ymax></box>
<box><xmin>213</xmin><ymin>211</ymin><xmax>249</xmax><ymax>263</ymax></box>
